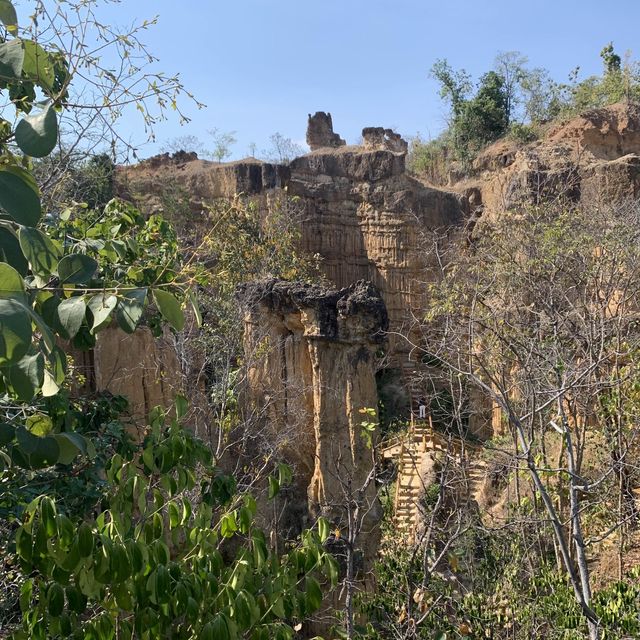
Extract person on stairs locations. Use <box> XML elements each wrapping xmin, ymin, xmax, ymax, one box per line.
<box><xmin>418</xmin><ymin>397</ymin><xmax>427</xmax><ymax>420</ymax></box>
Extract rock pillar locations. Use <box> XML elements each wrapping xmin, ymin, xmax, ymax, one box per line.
<box><xmin>238</xmin><ymin>279</ymin><xmax>388</xmax><ymax>547</ymax></box>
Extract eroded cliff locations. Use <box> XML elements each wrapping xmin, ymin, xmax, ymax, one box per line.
<box><xmin>461</xmin><ymin>102</ymin><xmax>640</xmax><ymax>218</ymax></box>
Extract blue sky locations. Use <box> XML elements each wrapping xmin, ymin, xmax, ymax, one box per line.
<box><xmin>96</xmin><ymin>0</ymin><xmax>640</xmax><ymax>161</ymax></box>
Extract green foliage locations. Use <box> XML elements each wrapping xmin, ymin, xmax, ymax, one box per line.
<box><xmin>8</xmin><ymin>400</ymin><xmax>337</xmax><ymax>639</ymax></box>
<box><xmin>360</xmin><ymin>523</ymin><xmax>640</xmax><ymax>640</ymax></box>
<box><xmin>430</xmin><ymin>59</ymin><xmax>472</xmax><ymax>118</ymax></box>
<box><xmin>507</xmin><ymin>122</ymin><xmax>538</xmax><ymax>144</ymax></box>
<box><xmin>563</xmin><ymin>44</ymin><xmax>640</xmax><ymax>114</ymax></box>
<box><xmin>0</xmin><ymin>0</ymin><xmax>203</xmax><ymax>473</ymax></box>
<box><xmin>0</xmin><ymin>393</ymin><xmax>132</xmax><ymax>630</ymax></box>
<box><xmin>430</xmin><ymin>61</ymin><xmax>509</xmax><ymax>166</ymax></box>
<box><xmin>1</xmin><ymin>394</ymin><xmax>132</xmax><ymax>522</ymax></box>
<box><xmin>417</xmin><ymin>200</ymin><xmax>640</xmax><ymax>637</ymax></box>
<box><xmin>33</xmin><ymin>152</ymin><xmax>116</xmax><ymax>215</ymax></box>
<box><xmin>0</xmin><ymin>193</ymin><xmax>198</xmax><ymax>467</ymax></box>
<box><xmin>358</xmin><ymin>407</ymin><xmax>378</xmax><ymax>449</ymax></box>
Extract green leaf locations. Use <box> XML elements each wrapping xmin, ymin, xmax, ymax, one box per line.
<box><xmin>317</xmin><ymin>517</ymin><xmax>330</xmax><ymax>543</ymax></box>
<box><xmin>0</xmin><ymin>261</ymin><xmax>25</xmax><ymax>300</ymax></box>
<box><xmin>210</xmin><ymin>615</ymin><xmax>231</xmax><ymax>640</ymax></box>
<box><xmin>199</xmin><ymin>621</ymin><xmax>216</xmax><ymax>640</ymax></box>
<box><xmin>28</xmin><ymin>435</ymin><xmax>60</xmax><ymax>468</ymax></box>
<box><xmin>53</xmin><ymin>432</ymin><xmax>86</xmax><ymax>465</ymax></box>
<box><xmin>220</xmin><ymin>513</ymin><xmax>238</xmax><ymax>538</ymax></box>
<box><xmin>21</xmin><ymin>40</ymin><xmax>55</xmax><ymax>91</ymax></box>
<box><xmin>0</xmin><ymin>226</ymin><xmax>28</xmax><ymax>275</ymax></box>
<box><xmin>41</xmin><ymin>369</ymin><xmax>59</xmax><ymax>396</ymax></box>
<box><xmin>0</xmin><ymin>1</ymin><xmax>18</xmax><ymax>34</ymax></box>
<box><xmin>40</xmin><ymin>497</ymin><xmax>57</xmax><ymax>537</ymax></box>
<box><xmin>0</xmin><ymin>422</ymin><xmax>14</xmax><ymax>445</ymax></box>
<box><xmin>186</xmin><ymin>597</ymin><xmax>199</xmax><ymax>622</ymax></box>
<box><xmin>278</xmin><ymin>463</ymin><xmax>292</xmax><ymax>487</ymax></box>
<box><xmin>110</xmin><ymin>544</ymin><xmax>131</xmax><ymax>583</ymax></box>
<box><xmin>47</xmin><ymin>345</ymin><xmax>67</xmax><ymax>384</ymax></box>
<box><xmin>168</xmin><ymin>502</ymin><xmax>179</xmax><ymax>529</ymax></box>
<box><xmin>59</xmin><ymin>613</ymin><xmax>72</xmax><ymax>636</ymax></box>
<box><xmin>18</xmin><ymin>225</ymin><xmax>61</xmax><ymax>276</ymax></box>
<box><xmin>115</xmin><ymin>288</ymin><xmax>146</xmax><ymax>333</ymax></box>
<box><xmin>235</xmin><ymin>591</ymin><xmax>258</xmax><ymax>629</ymax></box>
<box><xmin>152</xmin><ymin>289</ymin><xmax>184</xmax><ymax>331</ymax></box>
<box><xmin>58</xmin><ymin>254</ymin><xmax>98</xmax><ymax>284</ymax></box>
<box><xmin>26</xmin><ymin>413</ymin><xmax>51</xmax><ymax>436</ymax></box>
<box><xmin>55</xmin><ymin>296</ymin><xmax>86</xmax><ymax>339</ymax></box>
<box><xmin>17</xmin><ymin>300</ymin><xmax>55</xmax><ymax>353</ymax></box>
<box><xmin>0</xmin><ymin>166</ymin><xmax>41</xmax><ymax>226</ymax></box>
<box><xmin>271</xmin><ymin>596</ymin><xmax>285</xmax><ymax>618</ymax></box>
<box><xmin>47</xmin><ymin>583</ymin><xmax>64</xmax><ymax>617</ymax></box>
<box><xmin>0</xmin><ymin>298</ymin><xmax>32</xmax><ymax>366</ymax></box>
<box><xmin>268</xmin><ymin>476</ymin><xmax>279</xmax><ymax>500</ymax></box>
<box><xmin>324</xmin><ymin>554</ymin><xmax>339</xmax><ymax>587</ymax></box>
<box><xmin>305</xmin><ymin>576</ymin><xmax>323</xmax><ymax>612</ymax></box>
<box><xmin>15</xmin><ymin>103</ymin><xmax>58</xmax><ymax>157</ymax></box>
<box><xmin>7</xmin><ymin>353</ymin><xmax>44</xmax><ymax>401</ymax></box>
<box><xmin>238</xmin><ymin>507</ymin><xmax>252</xmax><ymax>533</ymax></box>
<box><xmin>88</xmin><ymin>293</ymin><xmax>117</xmax><ymax>332</ymax></box>
<box><xmin>15</xmin><ymin>425</ymin><xmax>37</xmax><ymax>454</ymax></box>
<box><xmin>155</xmin><ymin>565</ymin><xmax>171</xmax><ymax>603</ymax></box>
<box><xmin>65</xmin><ymin>586</ymin><xmax>87</xmax><ymax>614</ymax></box>
<box><xmin>175</xmin><ymin>393</ymin><xmax>188</xmax><ymax>419</ymax></box>
<box><xmin>0</xmin><ymin>38</ymin><xmax>23</xmax><ymax>78</ymax></box>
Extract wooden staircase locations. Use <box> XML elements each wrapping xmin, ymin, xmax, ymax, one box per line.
<box><xmin>382</xmin><ymin>416</ymin><xmax>487</xmax><ymax>541</ymax></box>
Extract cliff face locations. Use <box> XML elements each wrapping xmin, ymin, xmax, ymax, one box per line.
<box><xmin>70</xmin><ymin>326</ymin><xmax>182</xmax><ymax>425</ymax></box>
<box><xmin>117</xmin><ymin>154</ymin><xmax>290</xmax><ymax>215</ymax></box>
<box><xmin>288</xmin><ymin>146</ymin><xmax>465</xmax><ymax>361</ymax></box>
<box><xmin>237</xmin><ymin>279</ymin><xmax>388</xmax><ymax>550</ymax></box>
<box><xmin>111</xmin><ymin>103</ymin><xmax>640</xmax><ymax>444</ymax></box>
<box><xmin>466</xmin><ymin>102</ymin><xmax>640</xmax><ymax>218</ymax></box>
<box><xmin>118</xmin><ymin>121</ymin><xmax>467</xmax><ymax>373</ymax></box>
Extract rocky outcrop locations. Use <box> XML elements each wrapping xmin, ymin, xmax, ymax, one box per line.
<box><xmin>118</xmin><ymin>116</ymin><xmax>467</xmax><ymax>377</ymax></box>
<box><xmin>362</xmin><ymin>126</ymin><xmax>409</xmax><ymax>154</ymax></box>
<box><xmin>237</xmin><ymin>279</ymin><xmax>387</xmax><ymax>551</ymax></box>
<box><xmin>70</xmin><ymin>326</ymin><xmax>182</xmax><ymax>424</ymax></box>
<box><xmin>117</xmin><ymin>155</ymin><xmax>289</xmax><ymax>214</ymax></box>
<box><xmin>545</xmin><ymin>102</ymin><xmax>640</xmax><ymax>160</ymax></box>
<box><xmin>466</xmin><ymin>102</ymin><xmax>640</xmax><ymax>217</ymax></box>
<box><xmin>306</xmin><ymin>112</ymin><xmax>346</xmax><ymax>151</ymax></box>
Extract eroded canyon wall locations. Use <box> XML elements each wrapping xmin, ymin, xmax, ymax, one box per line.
<box><xmin>70</xmin><ymin>327</ymin><xmax>182</xmax><ymax>420</ymax></box>
<box><xmin>117</xmin><ymin>116</ymin><xmax>468</xmax><ymax>377</ymax></box>
<box><xmin>466</xmin><ymin>102</ymin><xmax>640</xmax><ymax>219</ymax></box>
<box><xmin>288</xmin><ymin>142</ymin><xmax>466</xmax><ymax>365</ymax></box>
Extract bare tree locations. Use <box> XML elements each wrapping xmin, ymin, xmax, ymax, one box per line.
<box><xmin>262</xmin><ymin>132</ymin><xmax>306</xmax><ymax>164</ymax></box>
<box><xmin>410</xmin><ymin>201</ymin><xmax>640</xmax><ymax>640</ymax></box>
